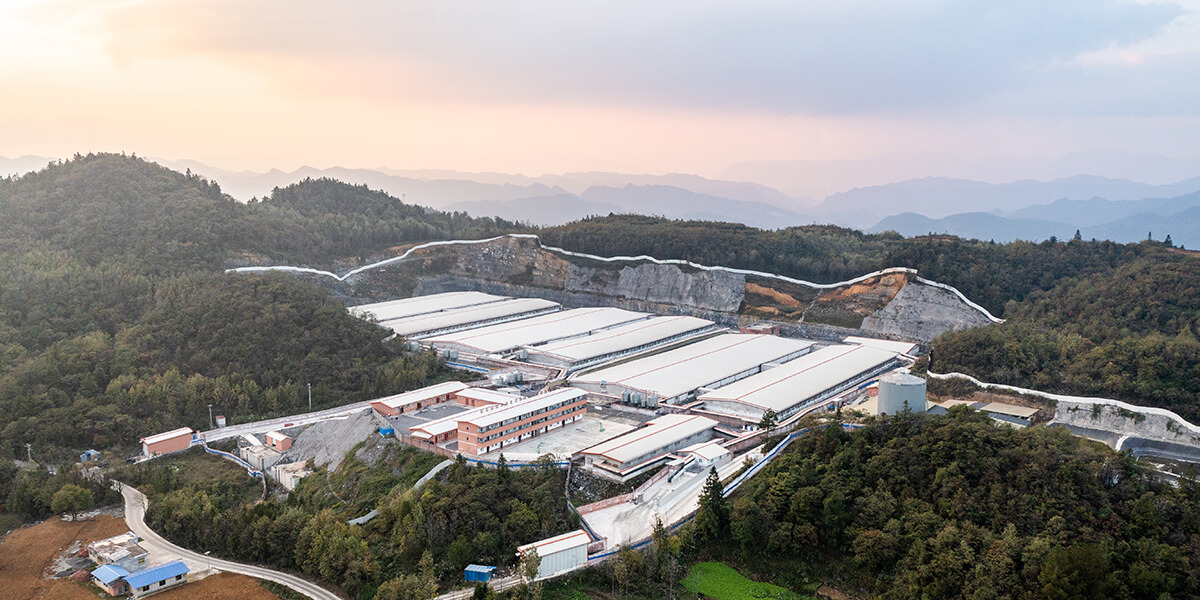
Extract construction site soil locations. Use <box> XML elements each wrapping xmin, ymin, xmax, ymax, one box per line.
<box><xmin>0</xmin><ymin>514</ymin><xmax>280</xmax><ymax>600</ymax></box>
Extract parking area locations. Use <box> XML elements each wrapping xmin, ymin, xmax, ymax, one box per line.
<box><xmin>483</xmin><ymin>412</ymin><xmax>643</xmax><ymax>462</ymax></box>
<box><xmin>387</xmin><ymin>403</ymin><xmax>473</xmax><ymax>435</ymax></box>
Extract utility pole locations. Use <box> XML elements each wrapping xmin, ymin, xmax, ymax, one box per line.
<box><xmin>208</xmin><ymin>404</ymin><xmax>214</xmax><ymax>429</ymax></box>
<box><xmin>308</xmin><ymin>382</ymin><xmax>312</xmax><ymax>411</ymax></box>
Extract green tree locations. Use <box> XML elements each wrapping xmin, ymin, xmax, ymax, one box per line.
<box><xmin>757</xmin><ymin>409</ymin><xmax>777</xmax><ymax>431</ymax></box>
<box><xmin>695</xmin><ymin>467</ymin><xmax>728</xmax><ymax>540</ymax></box>
<box><xmin>50</xmin><ymin>483</ymin><xmax>93</xmax><ymax>520</ymax></box>
<box><xmin>518</xmin><ymin>546</ymin><xmax>542</xmax><ymax>600</ymax></box>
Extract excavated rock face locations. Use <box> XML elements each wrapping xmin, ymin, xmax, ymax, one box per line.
<box><xmin>566</xmin><ymin>263</ymin><xmax>744</xmax><ymax>312</ymax></box>
<box><xmin>860</xmin><ymin>281</ymin><xmax>993</xmax><ymax>340</ymax></box>
<box><xmin>358</xmin><ymin>235</ymin><xmax>992</xmax><ymax>342</ymax></box>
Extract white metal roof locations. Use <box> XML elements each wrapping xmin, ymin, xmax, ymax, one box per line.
<box><xmin>381</xmin><ymin>298</ymin><xmax>561</xmax><ymax>337</ymax></box>
<box><xmin>455</xmin><ymin>387</ymin><xmax>522</xmax><ymax>405</ymax></box>
<box><xmin>460</xmin><ymin>388</ymin><xmax>587</xmax><ymax>429</ymax></box>
<box><xmin>698</xmin><ymin>344</ymin><xmax>898</xmax><ymax>413</ymax></box>
<box><xmin>349</xmin><ymin>292</ymin><xmax>506</xmax><ymax>322</ymax></box>
<box><xmin>373</xmin><ymin>381</ymin><xmax>470</xmax><ymax>409</ymax></box>
<box><xmin>843</xmin><ymin>336</ymin><xmax>919</xmax><ymax>356</ymax></box>
<box><xmin>681</xmin><ymin>440</ymin><xmax>730</xmax><ymax>462</ymax></box>
<box><xmin>425</xmin><ymin>307</ymin><xmax>648</xmax><ymax>354</ymax></box>
<box><xmin>409</xmin><ymin>418</ymin><xmax>461</xmax><ymax>438</ymax></box>
<box><xmin>141</xmin><ymin>427</ymin><xmax>193</xmax><ymax>445</ymax></box>
<box><xmin>528</xmin><ymin>316</ymin><xmax>715</xmax><ymax>363</ymax></box>
<box><xmin>266</xmin><ymin>431</ymin><xmax>288</xmax><ymax>442</ymax></box>
<box><xmin>579</xmin><ymin>414</ymin><xmax>718</xmax><ymax>463</ymax></box>
<box><xmin>517</xmin><ymin>529</ymin><xmax>590</xmax><ymax>556</ymax></box>
<box><xmin>569</xmin><ymin>334</ymin><xmax>813</xmax><ymax>400</ymax></box>
<box><xmin>981</xmin><ymin>403</ymin><xmax>1040</xmax><ymax>418</ymax></box>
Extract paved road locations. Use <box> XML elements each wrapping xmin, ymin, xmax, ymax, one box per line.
<box><xmin>200</xmin><ymin>401</ymin><xmax>375</xmax><ymax>443</ymax></box>
<box><xmin>118</xmin><ymin>482</ymin><xmax>343</xmax><ymax>600</ymax></box>
<box><xmin>435</xmin><ymin>575</ymin><xmax>521</xmax><ymax>600</ymax></box>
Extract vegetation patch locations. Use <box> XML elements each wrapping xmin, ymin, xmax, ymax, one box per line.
<box><xmin>681</xmin><ymin>562</ymin><xmax>810</xmax><ymax>600</ymax></box>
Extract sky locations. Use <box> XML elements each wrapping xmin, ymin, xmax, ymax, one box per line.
<box><xmin>2</xmin><ymin>0</ymin><xmax>1199</xmax><ymax>180</ymax></box>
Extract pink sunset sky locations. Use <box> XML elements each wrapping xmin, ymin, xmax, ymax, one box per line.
<box><xmin>2</xmin><ymin>0</ymin><xmax>1199</xmax><ymax>180</ymax></box>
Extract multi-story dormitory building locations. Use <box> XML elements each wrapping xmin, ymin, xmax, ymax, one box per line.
<box><xmin>456</xmin><ymin>388</ymin><xmax>587</xmax><ymax>456</ymax></box>
<box><xmin>403</xmin><ymin>386</ymin><xmax>589</xmax><ymax>456</ymax></box>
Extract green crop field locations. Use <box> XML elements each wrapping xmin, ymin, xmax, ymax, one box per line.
<box><xmin>682</xmin><ymin>562</ymin><xmax>812</xmax><ymax>600</ymax></box>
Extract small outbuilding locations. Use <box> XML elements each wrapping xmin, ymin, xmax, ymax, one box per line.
<box><xmin>265</xmin><ymin>430</ymin><xmax>292</xmax><ymax>451</ymax></box>
<box><xmin>140</xmin><ymin>427</ymin><xmax>194</xmax><ymax>457</ymax></box>
<box><xmin>92</xmin><ymin>564</ymin><xmax>131</xmax><ymax>596</ymax></box>
<box><xmin>516</xmin><ymin>529</ymin><xmax>590</xmax><ymax>580</ymax></box>
<box><xmin>464</xmin><ymin>564</ymin><xmax>497</xmax><ymax>583</ymax></box>
<box><xmin>80</xmin><ymin>449</ymin><xmax>101</xmax><ymax>463</ymax></box>
<box><xmin>125</xmin><ymin>560</ymin><xmax>190</xmax><ymax>598</ymax></box>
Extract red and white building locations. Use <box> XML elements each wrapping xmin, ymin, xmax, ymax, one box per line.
<box><xmin>265</xmin><ymin>431</ymin><xmax>292</xmax><ymax>451</ymax></box>
<box><xmin>456</xmin><ymin>388</ymin><xmax>588</xmax><ymax>456</ymax></box>
<box><xmin>409</xmin><ymin>388</ymin><xmax>589</xmax><ymax>456</ymax></box>
<box><xmin>370</xmin><ymin>381</ymin><xmax>470</xmax><ymax>417</ymax></box>
<box><xmin>140</xmin><ymin>427</ymin><xmax>194</xmax><ymax>457</ymax></box>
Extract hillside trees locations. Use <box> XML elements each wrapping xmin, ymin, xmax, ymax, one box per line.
<box><xmin>0</xmin><ymin>154</ymin><xmax>503</xmax><ymax>462</ymax></box>
<box><xmin>931</xmin><ymin>250</ymin><xmax>1200</xmax><ymax>419</ymax></box>
<box><xmin>720</xmin><ymin>411</ymin><xmax>1200</xmax><ymax>599</ymax></box>
<box><xmin>125</xmin><ymin>448</ymin><xmax>573</xmax><ymax>599</ymax></box>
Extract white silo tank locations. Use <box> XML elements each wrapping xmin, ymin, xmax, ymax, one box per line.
<box><xmin>877</xmin><ymin>373</ymin><xmax>927</xmax><ymax>415</ymax></box>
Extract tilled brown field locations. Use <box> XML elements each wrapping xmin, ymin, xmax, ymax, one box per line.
<box><xmin>0</xmin><ymin>515</ymin><xmax>280</xmax><ymax>600</ymax></box>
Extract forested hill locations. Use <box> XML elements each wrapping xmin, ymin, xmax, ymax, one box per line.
<box><xmin>0</xmin><ymin>153</ymin><xmax>519</xmax><ymax>474</ymax></box>
<box><xmin>717</xmin><ymin>410</ymin><xmax>1200</xmax><ymax>599</ymax></box>
<box><xmin>539</xmin><ymin>214</ymin><xmax>1146</xmax><ymax>318</ymax></box>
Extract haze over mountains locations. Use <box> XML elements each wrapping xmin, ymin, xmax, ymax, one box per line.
<box><xmin>3</xmin><ymin>152</ymin><xmax>1199</xmax><ymax>248</ymax></box>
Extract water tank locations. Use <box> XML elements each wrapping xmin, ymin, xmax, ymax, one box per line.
<box><xmin>877</xmin><ymin>373</ymin><xmax>927</xmax><ymax>415</ymax></box>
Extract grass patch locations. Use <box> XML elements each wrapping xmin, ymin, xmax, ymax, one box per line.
<box><xmin>682</xmin><ymin>562</ymin><xmax>812</xmax><ymax>600</ymax></box>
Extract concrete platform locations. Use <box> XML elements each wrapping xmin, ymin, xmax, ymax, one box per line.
<box><xmin>581</xmin><ymin>454</ymin><xmax>746</xmax><ymax>548</ymax></box>
<box><xmin>389</xmin><ymin>403</ymin><xmax>472</xmax><ymax>435</ymax></box>
<box><xmin>483</xmin><ymin>414</ymin><xmax>640</xmax><ymax>462</ymax></box>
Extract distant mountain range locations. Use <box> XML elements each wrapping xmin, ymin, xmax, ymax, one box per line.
<box><xmin>871</xmin><ymin>190</ymin><xmax>1200</xmax><ymax>249</ymax></box>
<box><xmin>4</xmin><ymin>153</ymin><xmax>1199</xmax><ymax>246</ymax></box>
<box><xmin>812</xmin><ymin>175</ymin><xmax>1200</xmax><ymax>228</ymax></box>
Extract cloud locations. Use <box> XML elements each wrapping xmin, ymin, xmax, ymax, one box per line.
<box><xmin>66</xmin><ymin>0</ymin><xmax>1189</xmax><ymax>116</ymax></box>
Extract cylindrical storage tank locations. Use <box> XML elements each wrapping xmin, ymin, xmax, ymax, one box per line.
<box><xmin>877</xmin><ymin>373</ymin><xmax>927</xmax><ymax>415</ymax></box>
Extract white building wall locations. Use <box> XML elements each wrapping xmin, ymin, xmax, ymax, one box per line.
<box><xmin>537</xmin><ymin>545</ymin><xmax>588</xmax><ymax>579</ymax></box>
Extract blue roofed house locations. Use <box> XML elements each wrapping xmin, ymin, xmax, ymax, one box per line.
<box><xmin>92</xmin><ymin>564</ymin><xmax>132</xmax><ymax>596</ymax></box>
<box><xmin>124</xmin><ymin>560</ymin><xmax>190</xmax><ymax>598</ymax></box>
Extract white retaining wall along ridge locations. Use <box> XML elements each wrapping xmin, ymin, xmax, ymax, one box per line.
<box><xmin>225</xmin><ymin>233</ymin><xmax>1004</xmax><ymax>324</ymax></box>
<box><xmin>927</xmin><ymin>371</ymin><xmax>1200</xmax><ymax>438</ymax></box>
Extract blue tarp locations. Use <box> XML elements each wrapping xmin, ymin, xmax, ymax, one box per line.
<box><xmin>92</xmin><ymin>564</ymin><xmax>131</xmax><ymax>585</ymax></box>
<box><xmin>124</xmin><ymin>560</ymin><xmax>189</xmax><ymax>588</ymax></box>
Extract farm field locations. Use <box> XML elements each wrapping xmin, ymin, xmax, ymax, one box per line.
<box><xmin>681</xmin><ymin>562</ymin><xmax>814</xmax><ymax>600</ymax></box>
<box><xmin>0</xmin><ymin>514</ymin><xmax>280</xmax><ymax>600</ymax></box>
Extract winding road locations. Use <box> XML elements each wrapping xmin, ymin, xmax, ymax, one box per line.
<box><xmin>118</xmin><ymin>482</ymin><xmax>343</xmax><ymax>600</ymax></box>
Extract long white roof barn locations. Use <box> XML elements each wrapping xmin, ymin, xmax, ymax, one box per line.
<box><xmin>349</xmin><ymin>291</ymin><xmax>507</xmax><ymax>322</ymax></box>
<box><xmin>569</xmin><ymin>333</ymin><xmax>813</xmax><ymax>404</ymax></box>
<box><xmin>698</xmin><ymin>344</ymin><xmax>900</xmax><ymax>420</ymax></box>
<box><xmin>424</xmin><ymin>307</ymin><xmax>649</xmax><ymax>355</ymax></box>
<box><xmin>380</xmin><ymin>297</ymin><xmax>560</xmax><ymax>338</ymax></box>
<box><xmin>526</xmin><ymin>315</ymin><xmax>716</xmax><ymax>368</ymax></box>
